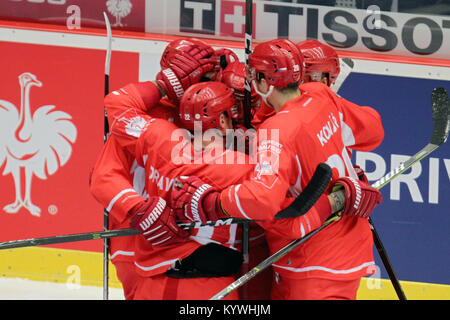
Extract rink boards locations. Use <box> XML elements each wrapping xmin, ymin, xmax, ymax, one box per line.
<box><xmin>0</xmin><ymin>21</ymin><xmax>448</xmax><ymax>299</ymax></box>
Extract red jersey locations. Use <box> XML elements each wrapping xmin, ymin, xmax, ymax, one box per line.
<box><xmin>93</xmin><ymin>81</ymin><xmax>266</xmax><ymax>277</ymax></box>
<box><xmin>251</xmin><ymin>101</ymin><xmax>276</xmax><ymax>128</ymax></box>
<box><xmin>90</xmin><ymin>82</ymin><xmax>180</xmax><ymax>264</ymax></box>
<box><xmin>220</xmin><ymin>82</ymin><xmax>384</xmax><ymax>280</ymax></box>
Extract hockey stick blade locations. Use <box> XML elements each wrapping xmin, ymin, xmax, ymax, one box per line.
<box><xmin>430</xmin><ymin>87</ymin><xmax>450</xmax><ymax>146</ymax></box>
<box><xmin>274</xmin><ymin>163</ymin><xmax>332</xmax><ymax>219</ymax></box>
<box><xmin>341</xmin><ymin>57</ymin><xmax>354</xmax><ymax>69</ymax></box>
<box><xmin>366</xmin><ymin>88</ymin><xmax>448</xmax><ymax>301</ymax></box>
<box><xmin>372</xmin><ymin>87</ymin><xmax>449</xmax><ymax>190</ymax></box>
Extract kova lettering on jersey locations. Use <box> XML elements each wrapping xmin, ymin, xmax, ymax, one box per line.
<box><xmin>162</xmin><ymin>68</ymin><xmax>184</xmax><ymax>99</ymax></box>
<box><xmin>191</xmin><ymin>183</ymin><xmax>213</xmax><ymax>221</ymax></box>
<box><xmin>139</xmin><ymin>197</ymin><xmax>166</xmax><ymax>230</ymax></box>
<box><xmin>317</xmin><ymin>112</ymin><xmax>339</xmax><ymax>147</ymax></box>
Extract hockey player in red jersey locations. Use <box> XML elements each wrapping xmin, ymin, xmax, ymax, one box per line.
<box><xmin>91</xmin><ymin>39</ymin><xmax>279</xmax><ymax>298</ymax></box>
<box><xmin>296</xmin><ymin>39</ymin><xmax>341</xmax><ymax>87</ymax></box>
<box><xmin>251</xmin><ymin>39</ymin><xmax>340</xmax><ymax>128</ymax></box>
<box><xmin>297</xmin><ymin>39</ymin><xmax>373</xmax><ymax>190</ymax></box>
<box><xmin>90</xmin><ymin>38</ymin><xmax>219</xmax><ymax>299</ymax></box>
<box><xmin>170</xmin><ymin>39</ymin><xmax>385</xmax><ymax>300</ymax></box>
<box><xmin>102</xmin><ymin>79</ymin><xmax>283</xmax><ymax>300</ymax></box>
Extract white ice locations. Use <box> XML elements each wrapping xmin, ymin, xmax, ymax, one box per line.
<box><xmin>0</xmin><ymin>277</ymin><xmax>125</xmax><ymax>300</ymax></box>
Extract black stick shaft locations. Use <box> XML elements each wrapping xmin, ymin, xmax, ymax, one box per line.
<box><xmin>243</xmin><ymin>0</ymin><xmax>253</xmax><ymax>129</ymax></box>
<box><xmin>369</xmin><ymin>220</ymin><xmax>407</xmax><ymax>300</ymax></box>
<box><xmin>0</xmin><ymin>163</ymin><xmax>332</xmax><ymax>251</ymax></box>
<box><xmin>240</xmin><ymin>0</ymin><xmax>254</xmax><ymax>300</ymax></box>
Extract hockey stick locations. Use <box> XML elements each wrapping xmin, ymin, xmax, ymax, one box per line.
<box><xmin>210</xmin><ymin>164</ymin><xmax>337</xmax><ymax>300</ymax></box>
<box><xmin>102</xmin><ymin>11</ymin><xmax>112</xmax><ymax>301</ymax></box>
<box><xmin>103</xmin><ymin>12</ymin><xmax>112</xmax><ymax>138</ymax></box>
<box><xmin>243</xmin><ymin>0</ymin><xmax>253</xmax><ymax>129</ymax></box>
<box><xmin>329</xmin><ymin>55</ymin><xmax>407</xmax><ymax>299</ymax></box>
<box><xmin>210</xmin><ymin>214</ymin><xmax>342</xmax><ymax>300</ymax></box>
<box><xmin>328</xmin><ymin>55</ymin><xmax>407</xmax><ymax>299</ymax></box>
<box><xmin>0</xmin><ymin>218</ymin><xmax>254</xmax><ymax>250</ymax></box>
<box><xmin>240</xmin><ymin>0</ymin><xmax>254</xmax><ymax>299</ymax></box>
<box><xmin>210</xmin><ymin>87</ymin><xmax>450</xmax><ymax>300</ymax></box>
<box><xmin>0</xmin><ymin>163</ymin><xmax>332</xmax><ymax>250</ymax></box>
<box><xmin>367</xmin><ymin>87</ymin><xmax>449</xmax><ymax>300</ymax></box>
<box><xmin>0</xmin><ymin>219</ymin><xmax>250</xmax><ymax>250</ymax></box>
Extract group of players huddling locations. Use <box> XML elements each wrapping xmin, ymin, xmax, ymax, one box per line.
<box><xmin>90</xmin><ymin>37</ymin><xmax>384</xmax><ymax>300</ymax></box>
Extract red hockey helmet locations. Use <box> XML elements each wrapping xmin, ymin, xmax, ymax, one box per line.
<box><xmin>179</xmin><ymin>82</ymin><xmax>237</xmax><ymax>131</ymax></box>
<box><xmin>249</xmin><ymin>39</ymin><xmax>303</xmax><ymax>88</ymax></box>
<box><xmin>296</xmin><ymin>40</ymin><xmax>340</xmax><ymax>84</ymax></box>
<box><xmin>160</xmin><ymin>38</ymin><xmax>212</xmax><ymax>68</ymax></box>
<box><xmin>216</xmin><ymin>61</ymin><xmax>261</xmax><ymax>121</ymax></box>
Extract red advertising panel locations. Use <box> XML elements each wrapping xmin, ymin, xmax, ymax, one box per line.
<box><xmin>220</xmin><ymin>0</ymin><xmax>256</xmax><ymax>39</ymax></box>
<box><xmin>0</xmin><ymin>41</ymin><xmax>139</xmax><ymax>251</ymax></box>
<box><xmin>0</xmin><ymin>0</ymin><xmax>145</xmax><ymax>32</ymax></box>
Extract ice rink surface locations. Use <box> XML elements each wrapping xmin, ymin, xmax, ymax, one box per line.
<box><xmin>0</xmin><ymin>277</ymin><xmax>125</xmax><ymax>300</ymax></box>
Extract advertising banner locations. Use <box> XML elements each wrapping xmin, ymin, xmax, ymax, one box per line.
<box><xmin>2</xmin><ymin>1</ymin><xmax>450</xmax><ymax>60</ymax></box>
<box><xmin>146</xmin><ymin>0</ymin><xmax>450</xmax><ymax>60</ymax></box>
<box><xmin>0</xmin><ymin>41</ymin><xmax>139</xmax><ymax>251</ymax></box>
<box><xmin>0</xmin><ymin>29</ymin><xmax>448</xmax><ymax>286</ymax></box>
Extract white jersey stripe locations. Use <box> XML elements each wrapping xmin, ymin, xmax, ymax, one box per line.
<box><xmin>234</xmin><ymin>184</ymin><xmax>252</xmax><ymax>220</ymax></box>
<box><xmin>110</xmin><ymin>250</ymin><xmax>135</xmax><ymax>260</ymax></box>
<box><xmin>272</xmin><ymin>261</ymin><xmax>375</xmax><ymax>275</ymax></box>
<box><xmin>106</xmin><ymin>188</ymin><xmax>137</xmax><ymax>212</ymax></box>
<box><xmin>134</xmin><ymin>259</ymin><xmax>178</xmax><ymax>272</ymax></box>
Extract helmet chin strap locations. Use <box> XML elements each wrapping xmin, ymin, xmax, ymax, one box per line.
<box><xmin>252</xmin><ymin>81</ymin><xmax>274</xmax><ymax>108</ymax></box>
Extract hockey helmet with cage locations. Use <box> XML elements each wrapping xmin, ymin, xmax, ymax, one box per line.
<box><xmin>248</xmin><ymin>39</ymin><xmax>303</xmax><ymax>88</ymax></box>
<box><xmin>296</xmin><ymin>40</ymin><xmax>340</xmax><ymax>85</ymax></box>
<box><xmin>179</xmin><ymin>81</ymin><xmax>237</xmax><ymax>131</ymax></box>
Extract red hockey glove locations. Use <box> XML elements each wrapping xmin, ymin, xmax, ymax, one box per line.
<box><xmin>156</xmin><ymin>52</ymin><xmax>216</xmax><ymax>103</ymax></box>
<box><xmin>171</xmin><ymin>176</ymin><xmax>228</xmax><ymax>224</ymax></box>
<box><xmin>334</xmin><ymin>177</ymin><xmax>382</xmax><ymax>219</ymax></box>
<box><xmin>214</xmin><ymin>48</ymin><xmax>239</xmax><ymax>70</ymax></box>
<box><xmin>186</xmin><ymin>43</ymin><xmax>216</xmax><ymax>62</ymax></box>
<box><xmin>129</xmin><ymin>197</ymin><xmax>189</xmax><ymax>247</ymax></box>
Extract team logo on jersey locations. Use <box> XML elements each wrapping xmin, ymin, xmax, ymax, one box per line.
<box><xmin>0</xmin><ymin>72</ymin><xmax>77</xmax><ymax>217</ymax></box>
<box><xmin>122</xmin><ymin>116</ymin><xmax>149</xmax><ymax>138</ymax></box>
<box><xmin>253</xmin><ymin>137</ymin><xmax>282</xmax><ymax>189</ymax></box>
<box><xmin>106</xmin><ymin>0</ymin><xmax>132</xmax><ymax>27</ymax></box>
<box><xmin>112</xmin><ymin>108</ymin><xmax>150</xmax><ymax>138</ymax></box>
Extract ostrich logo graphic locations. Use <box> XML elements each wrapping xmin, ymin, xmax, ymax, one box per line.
<box><xmin>0</xmin><ymin>72</ymin><xmax>77</xmax><ymax>217</ymax></box>
<box><xmin>106</xmin><ymin>0</ymin><xmax>132</xmax><ymax>27</ymax></box>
